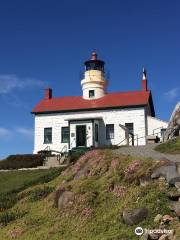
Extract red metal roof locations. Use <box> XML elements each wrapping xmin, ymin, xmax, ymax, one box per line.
<box><xmin>32</xmin><ymin>90</ymin><xmax>151</xmax><ymax>114</ymax></box>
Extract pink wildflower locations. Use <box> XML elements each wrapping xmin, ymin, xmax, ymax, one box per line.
<box><xmin>79</xmin><ymin>150</ymin><xmax>100</xmax><ymax>163</ymax></box>
<box><xmin>124</xmin><ymin>160</ymin><xmax>141</xmax><ymax>178</ymax></box>
<box><xmin>112</xmin><ymin>185</ymin><xmax>127</xmax><ymax>197</ymax></box>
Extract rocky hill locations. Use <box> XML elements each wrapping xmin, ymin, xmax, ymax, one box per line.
<box><xmin>0</xmin><ymin>149</ymin><xmax>180</xmax><ymax>240</ymax></box>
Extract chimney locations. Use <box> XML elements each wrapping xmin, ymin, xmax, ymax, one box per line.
<box><xmin>142</xmin><ymin>68</ymin><xmax>148</xmax><ymax>91</ymax></box>
<box><xmin>45</xmin><ymin>88</ymin><xmax>52</xmax><ymax>100</ymax></box>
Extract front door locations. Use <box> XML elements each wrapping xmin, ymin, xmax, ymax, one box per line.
<box><xmin>76</xmin><ymin>125</ymin><xmax>86</xmax><ymax>147</ymax></box>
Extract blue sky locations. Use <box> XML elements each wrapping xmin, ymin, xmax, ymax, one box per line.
<box><xmin>0</xmin><ymin>0</ymin><xmax>179</xmax><ymax>159</ymax></box>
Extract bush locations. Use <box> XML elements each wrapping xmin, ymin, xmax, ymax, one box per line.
<box><xmin>96</xmin><ymin>145</ymin><xmax>120</xmax><ymax>150</ymax></box>
<box><xmin>69</xmin><ymin>148</ymin><xmax>90</xmax><ymax>163</ymax></box>
<box><xmin>0</xmin><ymin>209</ymin><xmax>26</xmax><ymax>226</ymax></box>
<box><xmin>30</xmin><ymin>186</ymin><xmax>54</xmax><ymax>202</ymax></box>
<box><xmin>0</xmin><ymin>193</ymin><xmax>18</xmax><ymax>211</ymax></box>
<box><xmin>0</xmin><ymin>154</ymin><xmax>44</xmax><ymax>170</ymax></box>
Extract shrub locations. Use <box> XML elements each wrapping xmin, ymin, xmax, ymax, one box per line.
<box><xmin>0</xmin><ymin>193</ymin><xmax>18</xmax><ymax>211</ymax></box>
<box><xmin>0</xmin><ymin>209</ymin><xmax>26</xmax><ymax>226</ymax></box>
<box><xmin>96</xmin><ymin>145</ymin><xmax>120</xmax><ymax>150</ymax></box>
<box><xmin>68</xmin><ymin>148</ymin><xmax>90</xmax><ymax>163</ymax></box>
<box><xmin>0</xmin><ymin>154</ymin><xmax>44</xmax><ymax>170</ymax></box>
<box><xmin>30</xmin><ymin>186</ymin><xmax>54</xmax><ymax>202</ymax></box>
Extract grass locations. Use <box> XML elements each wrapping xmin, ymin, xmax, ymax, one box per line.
<box><xmin>0</xmin><ymin>168</ymin><xmax>64</xmax><ymax>195</ymax></box>
<box><xmin>155</xmin><ymin>136</ymin><xmax>180</xmax><ymax>154</ymax></box>
<box><xmin>0</xmin><ymin>150</ymin><xmax>179</xmax><ymax>239</ymax></box>
<box><xmin>0</xmin><ymin>168</ymin><xmax>65</xmax><ymax>211</ymax></box>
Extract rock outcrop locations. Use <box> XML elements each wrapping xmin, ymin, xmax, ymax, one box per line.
<box><xmin>57</xmin><ymin>190</ymin><xmax>74</xmax><ymax>209</ymax></box>
<box><xmin>151</xmin><ymin>164</ymin><xmax>180</xmax><ymax>186</ymax></box>
<box><xmin>165</xmin><ymin>102</ymin><xmax>180</xmax><ymax>141</ymax></box>
<box><xmin>123</xmin><ymin>207</ymin><xmax>148</xmax><ymax>225</ymax></box>
<box><xmin>54</xmin><ymin>187</ymin><xmax>74</xmax><ymax>209</ymax></box>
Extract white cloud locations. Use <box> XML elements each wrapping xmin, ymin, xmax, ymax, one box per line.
<box><xmin>0</xmin><ymin>127</ymin><xmax>12</xmax><ymax>138</ymax></box>
<box><xmin>0</xmin><ymin>127</ymin><xmax>34</xmax><ymax>141</ymax></box>
<box><xmin>164</xmin><ymin>88</ymin><xmax>180</xmax><ymax>100</ymax></box>
<box><xmin>0</xmin><ymin>74</ymin><xmax>46</xmax><ymax>94</ymax></box>
<box><xmin>16</xmin><ymin>127</ymin><xmax>33</xmax><ymax>139</ymax></box>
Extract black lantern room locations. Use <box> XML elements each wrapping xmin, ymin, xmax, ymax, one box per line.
<box><xmin>84</xmin><ymin>52</ymin><xmax>105</xmax><ymax>72</ymax></box>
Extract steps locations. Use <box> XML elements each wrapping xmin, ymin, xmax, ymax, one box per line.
<box><xmin>44</xmin><ymin>153</ymin><xmax>68</xmax><ymax>167</ymax></box>
<box><xmin>44</xmin><ymin>156</ymin><xmax>60</xmax><ymax>167</ymax></box>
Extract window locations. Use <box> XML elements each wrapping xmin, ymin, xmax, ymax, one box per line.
<box><xmin>106</xmin><ymin>124</ymin><xmax>114</xmax><ymax>139</ymax></box>
<box><xmin>44</xmin><ymin>128</ymin><xmax>52</xmax><ymax>144</ymax></box>
<box><xmin>125</xmin><ymin>123</ymin><xmax>134</xmax><ymax>134</ymax></box>
<box><xmin>89</xmin><ymin>90</ymin><xmax>95</xmax><ymax>98</ymax></box>
<box><xmin>95</xmin><ymin>123</ymin><xmax>98</xmax><ymax>142</ymax></box>
<box><xmin>61</xmin><ymin>127</ymin><xmax>69</xmax><ymax>143</ymax></box>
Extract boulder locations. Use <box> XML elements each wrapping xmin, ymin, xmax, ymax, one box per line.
<box><xmin>151</xmin><ymin>164</ymin><xmax>180</xmax><ymax>186</ymax></box>
<box><xmin>166</xmin><ymin>190</ymin><xmax>180</xmax><ymax>200</ymax></box>
<box><xmin>57</xmin><ymin>191</ymin><xmax>74</xmax><ymax>209</ymax></box>
<box><xmin>164</xmin><ymin>102</ymin><xmax>180</xmax><ymax>140</ymax></box>
<box><xmin>123</xmin><ymin>207</ymin><xmax>148</xmax><ymax>225</ymax></box>
<box><xmin>169</xmin><ymin>202</ymin><xmax>180</xmax><ymax>217</ymax></box>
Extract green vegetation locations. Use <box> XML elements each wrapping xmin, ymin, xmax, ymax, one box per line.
<box><xmin>0</xmin><ymin>154</ymin><xmax>44</xmax><ymax>170</ymax></box>
<box><xmin>155</xmin><ymin>136</ymin><xmax>180</xmax><ymax>154</ymax></box>
<box><xmin>0</xmin><ymin>168</ymin><xmax>65</xmax><ymax>211</ymax></box>
<box><xmin>0</xmin><ymin>208</ymin><xmax>27</xmax><ymax>226</ymax></box>
<box><xmin>69</xmin><ymin>147</ymin><xmax>91</xmax><ymax>163</ymax></box>
<box><xmin>0</xmin><ymin>150</ymin><xmax>179</xmax><ymax>240</ymax></box>
<box><xmin>29</xmin><ymin>186</ymin><xmax>54</xmax><ymax>202</ymax></box>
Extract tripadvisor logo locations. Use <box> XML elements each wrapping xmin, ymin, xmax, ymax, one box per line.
<box><xmin>135</xmin><ymin>227</ymin><xmax>173</xmax><ymax>236</ymax></box>
<box><xmin>135</xmin><ymin>227</ymin><xmax>143</xmax><ymax>236</ymax></box>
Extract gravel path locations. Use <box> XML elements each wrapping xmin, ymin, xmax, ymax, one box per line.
<box><xmin>115</xmin><ymin>144</ymin><xmax>180</xmax><ymax>163</ymax></box>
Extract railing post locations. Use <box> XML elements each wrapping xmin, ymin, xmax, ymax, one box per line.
<box><xmin>137</xmin><ymin>135</ymin><xmax>138</xmax><ymax>146</ymax></box>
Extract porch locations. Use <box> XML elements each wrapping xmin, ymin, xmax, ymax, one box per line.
<box><xmin>65</xmin><ymin>117</ymin><xmax>103</xmax><ymax>149</ymax></box>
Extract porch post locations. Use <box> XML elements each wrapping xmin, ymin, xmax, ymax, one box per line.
<box><xmin>92</xmin><ymin>119</ymin><xmax>95</xmax><ymax>147</ymax></box>
<box><xmin>68</xmin><ymin>120</ymin><xmax>70</xmax><ymax>150</ymax></box>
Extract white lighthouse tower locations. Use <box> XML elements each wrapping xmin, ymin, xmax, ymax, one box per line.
<box><xmin>81</xmin><ymin>52</ymin><xmax>108</xmax><ymax>100</ymax></box>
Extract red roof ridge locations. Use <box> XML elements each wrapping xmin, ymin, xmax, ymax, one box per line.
<box><xmin>32</xmin><ymin>90</ymin><xmax>153</xmax><ymax>114</ymax></box>
<box><xmin>41</xmin><ymin>90</ymin><xmax>150</xmax><ymax>101</ymax></box>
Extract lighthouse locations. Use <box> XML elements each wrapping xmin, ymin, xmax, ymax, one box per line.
<box><xmin>81</xmin><ymin>52</ymin><xmax>108</xmax><ymax>100</ymax></box>
<box><xmin>32</xmin><ymin>51</ymin><xmax>169</xmax><ymax>154</ymax></box>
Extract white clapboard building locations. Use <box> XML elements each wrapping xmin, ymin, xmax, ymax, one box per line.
<box><xmin>32</xmin><ymin>52</ymin><xmax>168</xmax><ymax>153</ymax></box>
